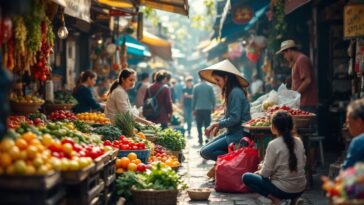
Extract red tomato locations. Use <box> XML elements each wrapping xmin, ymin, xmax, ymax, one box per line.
<box><xmin>136</xmin><ymin>163</ymin><xmax>147</xmax><ymax>172</ymax></box>
<box><xmin>121</xmin><ymin>145</ymin><xmax>129</xmax><ymax>150</ymax></box>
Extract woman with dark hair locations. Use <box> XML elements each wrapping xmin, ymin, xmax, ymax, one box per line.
<box><xmin>242</xmin><ymin>111</ymin><xmax>306</xmax><ymax>205</ymax></box>
<box><xmin>105</xmin><ymin>69</ymin><xmax>152</xmax><ymax>125</ymax></box>
<box><xmin>72</xmin><ymin>70</ymin><xmax>102</xmax><ymax>113</ymax></box>
<box><xmin>144</xmin><ymin>70</ymin><xmax>173</xmax><ymax>129</ymax></box>
<box><xmin>199</xmin><ymin>60</ymin><xmax>251</xmax><ymax>174</ymax></box>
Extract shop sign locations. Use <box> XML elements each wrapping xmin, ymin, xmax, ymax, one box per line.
<box><xmin>284</xmin><ymin>0</ymin><xmax>310</xmax><ymax>14</ymax></box>
<box><xmin>64</xmin><ymin>0</ymin><xmax>91</xmax><ymax>22</ymax></box>
<box><xmin>232</xmin><ymin>5</ymin><xmax>253</xmax><ymax>24</ymax></box>
<box><xmin>344</xmin><ymin>4</ymin><xmax>364</xmax><ymax>39</ymax></box>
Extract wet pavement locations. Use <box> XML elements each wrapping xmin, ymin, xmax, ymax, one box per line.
<box><xmin>176</xmin><ymin>131</ymin><xmax>330</xmax><ymax>205</ymax></box>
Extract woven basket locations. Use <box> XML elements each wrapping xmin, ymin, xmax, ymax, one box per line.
<box><xmin>44</xmin><ymin>103</ymin><xmax>74</xmax><ymax>114</ymax></box>
<box><xmin>131</xmin><ymin>188</ymin><xmax>178</xmax><ymax>205</ymax></box>
<box><xmin>10</xmin><ymin>102</ymin><xmax>43</xmax><ymax>115</ymax></box>
<box><xmin>187</xmin><ymin>188</ymin><xmax>211</xmax><ymax>201</ymax></box>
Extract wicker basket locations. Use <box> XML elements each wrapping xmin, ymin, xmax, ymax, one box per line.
<box><xmin>187</xmin><ymin>188</ymin><xmax>211</xmax><ymax>201</ymax></box>
<box><xmin>131</xmin><ymin>188</ymin><xmax>178</xmax><ymax>205</ymax></box>
<box><xmin>10</xmin><ymin>102</ymin><xmax>43</xmax><ymax>115</ymax></box>
<box><xmin>44</xmin><ymin>103</ymin><xmax>74</xmax><ymax>114</ymax></box>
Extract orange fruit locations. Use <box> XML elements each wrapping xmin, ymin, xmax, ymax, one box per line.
<box><xmin>22</xmin><ymin>132</ymin><xmax>37</xmax><ymax>143</ymax></box>
<box><xmin>41</xmin><ymin>134</ymin><xmax>54</xmax><ymax>147</ymax></box>
<box><xmin>26</xmin><ymin>145</ymin><xmax>38</xmax><ymax>159</ymax></box>
<box><xmin>0</xmin><ymin>138</ymin><xmax>15</xmax><ymax>151</ymax></box>
<box><xmin>0</xmin><ymin>153</ymin><xmax>12</xmax><ymax>167</ymax></box>
<box><xmin>116</xmin><ymin>168</ymin><xmax>125</xmax><ymax>174</ymax></box>
<box><xmin>15</xmin><ymin>138</ymin><xmax>28</xmax><ymax>150</ymax></box>
<box><xmin>119</xmin><ymin>157</ymin><xmax>130</xmax><ymax>169</ymax></box>
<box><xmin>9</xmin><ymin>146</ymin><xmax>21</xmax><ymax>160</ymax></box>
<box><xmin>115</xmin><ymin>159</ymin><xmax>123</xmax><ymax>168</ymax></box>
<box><xmin>133</xmin><ymin>159</ymin><xmax>142</xmax><ymax>165</ymax></box>
<box><xmin>127</xmin><ymin>152</ymin><xmax>138</xmax><ymax>161</ymax></box>
<box><xmin>127</xmin><ymin>163</ymin><xmax>137</xmax><ymax>172</ymax></box>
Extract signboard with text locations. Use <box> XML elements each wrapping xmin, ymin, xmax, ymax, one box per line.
<box><xmin>64</xmin><ymin>0</ymin><xmax>91</xmax><ymax>22</ymax></box>
<box><xmin>344</xmin><ymin>4</ymin><xmax>364</xmax><ymax>39</ymax></box>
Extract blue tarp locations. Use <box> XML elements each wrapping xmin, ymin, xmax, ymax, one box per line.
<box><xmin>118</xmin><ymin>35</ymin><xmax>151</xmax><ymax>57</ymax></box>
<box><xmin>219</xmin><ymin>0</ymin><xmax>269</xmax><ymax>39</ymax></box>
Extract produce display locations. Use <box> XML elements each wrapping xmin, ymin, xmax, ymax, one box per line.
<box><xmin>322</xmin><ymin>163</ymin><xmax>364</xmax><ymax>203</ymax></box>
<box><xmin>93</xmin><ymin>125</ymin><xmax>122</xmax><ymax>141</ymax></box>
<box><xmin>7</xmin><ymin>115</ymin><xmax>43</xmax><ymax>129</ymax></box>
<box><xmin>76</xmin><ymin>112</ymin><xmax>111</xmax><ymax>125</ymax></box>
<box><xmin>10</xmin><ymin>95</ymin><xmax>44</xmax><ymax>105</ymax></box>
<box><xmin>53</xmin><ymin>90</ymin><xmax>77</xmax><ymax>105</ymax></box>
<box><xmin>73</xmin><ymin>120</ymin><xmax>93</xmax><ymax>133</ymax></box>
<box><xmin>114</xmin><ymin>112</ymin><xmax>136</xmax><ymax>137</ymax></box>
<box><xmin>115</xmin><ymin>152</ymin><xmax>148</xmax><ymax>173</ymax></box>
<box><xmin>103</xmin><ymin>135</ymin><xmax>146</xmax><ymax>151</ymax></box>
<box><xmin>155</xmin><ymin>128</ymin><xmax>186</xmax><ymax>151</ymax></box>
<box><xmin>244</xmin><ymin>117</ymin><xmax>271</xmax><ymax>127</ymax></box>
<box><xmin>48</xmin><ymin>110</ymin><xmax>77</xmax><ymax>121</ymax></box>
<box><xmin>149</xmin><ymin>145</ymin><xmax>180</xmax><ymax>168</ymax></box>
<box><xmin>266</xmin><ymin>105</ymin><xmax>312</xmax><ymax>116</ymax></box>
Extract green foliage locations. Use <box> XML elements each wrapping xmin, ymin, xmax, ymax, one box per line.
<box><xmin>73</xmin><ymin>120</ymin><xmax>93</xmax><ymax>133</ymax></box>
<box><xmin>93</xmin><ymin>125</ymin><xmax>123</xmax><ymax>141</ymax></box>
<box><xmin>54</xmin><ymin>90</ymin><xmax>77</xmax><ymax>104</ymax></box>
<box><xmin>115</xmin><ymin>172</ymin><xmax>144</xmax><ymax>199</ymax></box>
<box><xmin>267</xmin><ymin>0</ymin><xmax>287</xmax><ymax>54</ymax></box>
<box><xmin>155</xmin><ymin>128</ymin><xmax>185</xmax><ymax>151</ymax></box>
<box><xmin>114</xmin><ymin>112</ymin><xmax>136</xmax><ymax>137</ymax></box>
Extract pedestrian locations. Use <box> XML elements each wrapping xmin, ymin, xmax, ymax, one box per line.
<box><xmin>242</xmin><ymin>111</ymin><xmax>306</xmax><ymax>205</ymax></box>
<box><xmin>276</xmin><ymin>40</ymin><xmax>318</xmax><ymax>113</ymax></box>
<box><xmin>105</xmin><ymin>69</ymin><xmax>152</xmax><ymax>125</ymax></box>
<box><xmin>72</xmin><ymin>70</ymin><xmax>103</xmax><ymax>113</ymax></box>
<box><xmin>192</xmin><ymin>78</ymin><xmax>215</xmax><ymax>145</ymax></box>
<box><xmin>135</xmin><ymin>73</ymin><xmax>150</xmax><ymax>109</ymax></box>
<box><xmin>199</xmin><ymin>59</ymin><xmax>251</xmax><ymax>177</ymax></box>
<box><xmin>174</xmin><ymin>77</ymin><xmax>184</xmax><ymax>104</ymax></box>
<box><xmin>181</xmin><ymin>76</ymin><xmax>194</xmax><ymax>137</ymax></box>
<box><xmin>341</xmin><ymin>98</ymin><xmax>364</xmax><ymax>170</ymax></box>
<box><xmin>144</xmin><ymin>70</ymin><xmax>173</xmax><ymax>129</ymax></box>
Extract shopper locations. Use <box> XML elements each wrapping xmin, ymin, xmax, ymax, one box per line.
<box><xmin>342</xmin><ymin>98</ymin><xmax>364</xmax><ymax>170</ymax></box>
<box><xmin>72</xmin><ymin>70</ymin><xmax>103</xmax><ymax>113</ymax></box>
<box><xmin>276</xmin><ymin>40</ymin><xmax>318</xmax><ymax>113</ymax></box>
<box><xmin>181</xmin><ymin>76</ymin><xmax>194</xmax><ymax>137</ymax></box>
<box><xmin>105</xmin><ymin>69</ymin><xmax>152</xmax><ymax>125</ymax></box>
<box><xmin>144</xmin><ymin>70</ymin><xmax>173</xmax><ymax>129</ymax></box>
<box><xmin>192</xmin><ymin>79</ymin><xmax>215</xmax><ymax>145</ymax></box>
<box><xmin>242</xmin><ymin>111</ymin><xmax>306</xmax><ymax>205</ymax></box>
<box><xmin>199</xmin><ymin>59</ymin><xmax>251</xmax><ymax>171</ymax></box>
<box><xmin>135</xmin><ymin>73</ymin><xmax>150</xmax><ymax>109</ymax></box>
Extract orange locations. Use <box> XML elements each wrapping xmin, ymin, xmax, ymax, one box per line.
<box><xmin>115</xmin><ymin>158</ymin><xmax>123</xmax><ymax>168</ymax></box>
<box><xmin>15</xmin><ymin>138</ymin><xmax>28</xmax><ymax>150</ymax></box>
<box><xmin>0</xmin><ymin>153</ymin><xmax>12</xmax><ymax>167</ymax></box>
<box><xmin>9</xmin><ymin>146</ymin><xmax>21</xmax><ymax>160</ymax></box>
<box><xmin>119</xmin><ymin>157</ymin><xmax>130</xmax><ymax>169</ymax></box>
<box><xmin>0</xmin><ymin>138</ymin><xmax>15</xmax><ymax>151</ymax></box>
<box><xmin>116</xmin><ymin>168</ymin><xmax>125</xmax><ymax>174</ymax></box>
<box><xmin>41</xmin><ymin>134</ymin><xmax>54</xmax><ymax>147</ymax></box>
<box><xmin>133</xmin><ymin>159</ymin><xmax>142</xmax><ymax>165</ymax></box>
<box><xmin>26</xmin><ymin>145</ymin><xmax>38</xmax><ymax>159</ymax></box>
<box><xmin>127</xmin><ymin>163</ymin><xmax>137</xmax><ymax>172</ymax></box>
<box><xmin>22</xmin><ymin>132</ymin><xmax>37</xmax><ymax>143</ymax></box>
<box><xmin>127</xmin><ymin>152</ymin><xmax>138</xmax><ymax>161</ymax></box>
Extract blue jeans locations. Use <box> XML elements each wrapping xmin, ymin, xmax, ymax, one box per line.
<box><xmin>242</xmin><ymin>173</ymin><xmax>303</xmax><ymax>199</ymax></box>
<box><xmin>184</xmin><ymin>106</ymin><xmax>192</xmax><ymax>134</ymax></box>
<box><xmin>200</xmin><ymin>131</ymin><xmax>244</xmax><ymax>161</ymax></box>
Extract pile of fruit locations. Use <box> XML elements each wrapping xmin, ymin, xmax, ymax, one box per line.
<box><xmin>115</xmin><ymin>152</ymin><xmax>148</xmax><ymax>173</ymax></box>
<box><xmin>149</xmin><ymin>145</ymin><xmax>180</xmax><ymax>168</ymax></box>
<box><xmin>76</xmin><ymin>112</ymin><xmax>111</xmax><ymax>124</ymax></box>
<box><xmin>10</xmin><ymin>96</ymin><xmax>45</xmax><ymax>105</ymax></box>
<box><xmin>7</xmin><ymin>115</ymin><xmax>44</xmax><ymax>129</ymax></box>
<box><xmin>103</xmin><ymin>136</ymin><xmax>146</xmax><ymax>151</ymax></box>
<box><xmin>48</xmin><ymin>110</ymin><xmax>77</xmax><ymax>121</ymax></box>
<box><xmin>244</xmin><ymin>117</ymin><xmax>271</xmax><ymax>127</ymax></box>
<box><xmin>322</xmin><ymin>163</ymin><xmax>364</xmax><ymax>203</ymax></box>
<box><xmin>53</xmin><ymin>90</ymin><xmax>77</xmax><ymax>105</ymax></box>
<box><xmin>267</xmin><ymin>105</ymin><xmax>312</xmax><ymax>116</ymax></box>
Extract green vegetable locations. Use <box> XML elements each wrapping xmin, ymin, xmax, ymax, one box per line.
<box><xmin>155</xmin><ymin>128</ymin><xmax>186</xmax><ymax>151</ymax></box>
<box><xmin>93</xmin><ymin>125</ymin><xmax>122</xmax><ymax>141</ymax></box>
<box><xmin>114</xmin><ymin>112</ymin><xmax>136</xmax><ymax>137</ymax></box>
<box><xmin>53</xmin><ymin>90</ymin><xmax>77</xmax><ymax>104</ymax></box>
<box><xmin>115</xmin><ymin>172</ymin><xmax>144</xmax><ymax>199</ymax></box>
<box><xmin>73</xmin><ymin>120</ymin><xmax>93</xmax><ymax>133</ymax></box>
<box><xmin>28</xmin><ymin>112</ymin><xmax>47</xmax><ymax>121</ymax></box>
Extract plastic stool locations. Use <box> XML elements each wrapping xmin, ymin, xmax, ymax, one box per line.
<box><xmin>309</xmin><ymin>135</ymin><xmax>325</xmax><ymax>167</ymax></box>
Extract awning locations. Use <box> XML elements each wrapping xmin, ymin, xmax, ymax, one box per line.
<box><xmin>96</xmin><ymin>0</ymin><xmax>189</xmax><ymax>16</ymax></box>
<box><xmin>140</xmin><ymin>31</ymin><xmax>172</xmax><ymax>61</ymax></box>
<box><xmin>141</xmin><ymin>0</ymin><xmax>189</xmax><ymax>16</ymax></box>
<box><xmin>119</xmin><ymin>35</ymin><xmax>151</xmax><ymax>57</ymax></box>
<box><xmin>285</xmin><ymin>0</ymin><xmax>310</xmax><ymax>15</ymax></box>
<box><xmin>219</xmin><ymin>0</ymin><xmax>269</xmax><ymax>39</ymax></box>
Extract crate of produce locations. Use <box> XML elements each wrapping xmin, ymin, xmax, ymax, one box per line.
<box><xmin>0</xmin><ymin>171</ymin><xmax>60</xmax><ymax>190</ymax></box>
<box><xmin>92</xmin><ymin>152</ymin><xmax>111</xmax><ymax>174</ymax></box>
<box><xmin>100</xmin><ymin>182</ymin><xmax>116</xmax><ymax>205</ymax></box>
<box><xmin>118</xmin><ymin>149</ymin><xmax>150</xmax><ymax>164</ymax></box>
<box><xmin>61</xmin><ymin>163</ymin><xmax>95</xmax><ymax>184</ymax></box>
<box><xmin>102</xmin><ymin>159</ymin><xmax>116</xmax><ymax>187</ymax></box>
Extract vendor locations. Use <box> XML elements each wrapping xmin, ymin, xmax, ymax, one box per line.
<box><xmin>342</xmin><ymin>98</ymin><xmax>364</xmax><ymax>170</ymax></box>
<box><xmin>242</xmin><ymin>111</ymin><xmax>306</xmax><ymax>205</ymax></box>
<box><xmin>105</xmin><ymin>69</ymin><xmax>152</xmax><ymax>125</ymax></box>
<box><xmin>72</xmin><ymin>71</ymin><xmax>103</xmax><ymax>113</ymax></box>
<box><xmin>199</xmin><ymin>59</ymin><xmax>251</xmax><ymax>177</ymax></box>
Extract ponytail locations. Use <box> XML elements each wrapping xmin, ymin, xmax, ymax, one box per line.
<box><xmin>108</xmin><ymin>80</ymin><xmax>119</xmax><ymax>96</ymax></box>
<box><xmin>108</xmin><ymin>68</ymin><xmax>136</xmax><ymax>95</ymax></box>
<box><xmin>282</xmin><ymin>130</ymin><xmax>297</xmax><ymax>172</ymax></box>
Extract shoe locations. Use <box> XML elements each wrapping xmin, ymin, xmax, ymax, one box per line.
<box><xmin>206</xmin><ymin>165</ymin><xmax>215</xmax><ymax>179</ymax></box>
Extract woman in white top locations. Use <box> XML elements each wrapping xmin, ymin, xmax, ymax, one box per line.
<box><xmin>105</xmin><ymin>69</ymin><xmax>151</xmax><ymax>125</ymax></box>
<box><xmin>242</xmin><ymin>111</ymin><xmax>306</xmax><ymax>205</ymax></box>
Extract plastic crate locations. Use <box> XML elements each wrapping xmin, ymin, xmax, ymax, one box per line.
<box><xmin>118</xmin><ymin>149</ymin><xmax>150</xmax><ymax>164</ymax></box>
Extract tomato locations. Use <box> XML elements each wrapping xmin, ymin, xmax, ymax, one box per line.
<box><xmin>132</xmin><ymin>146</ymin><xmax>138</xmax><ymax>150</ymax></box>
<box><xmin>136</xmin><ymin>163</ymin><xmax>147</xmax><ymax>172</ymax></box>
<box><xmin>103</xmin><ymin>140</ymin><xmax>112</xmax><ymax>146</ymax></box>
<box><xmin>121</xmin><ymin>145</ymin><xmax>129</xmax><ymax>150</ymax></box>
<box><xmin>61</xmin><ymin>138</ymin><xmax>75</xmax><ymax>146</ymax></box>
<box><xmin>119</xmin><ymin>135</ymin><xmax>126</xmax><ymax>140</ymax></box>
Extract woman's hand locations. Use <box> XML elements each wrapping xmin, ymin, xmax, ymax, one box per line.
<box><xmin>205</xmin><ymin>123</ymin><xmax>220</xmax><ymax>137</ymax></box>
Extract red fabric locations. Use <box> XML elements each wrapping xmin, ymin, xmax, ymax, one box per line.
<box><xmin>215</xmin><ymin>137</ymin><xmax>260</xmax><ymax>193</ymax></box>
<box><xmin>291</xmin><ymin>54</ymin><xmax>318</xmax><ymax>106</ymax></box>
<box><xmin>144</xmin><ymin>82</ymin><xmax>173</xmax><ymax>124</ymax></box>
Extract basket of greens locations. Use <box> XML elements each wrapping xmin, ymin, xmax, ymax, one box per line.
<box><xmin>155</xmin><ymin>128</ymin><xmax>186</xmax><ymax>152</ymax></box>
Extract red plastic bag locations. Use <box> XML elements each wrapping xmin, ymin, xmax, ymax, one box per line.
<box><xmin>215</xmin><ymin>137</ymin><xmax>260</xmax><ymax>193</ymax></box>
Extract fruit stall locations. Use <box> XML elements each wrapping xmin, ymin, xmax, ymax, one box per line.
<box><xmin>0</xmin><ymin>110</ymin><xmax>187</xmax><ymax>205</ymax></box>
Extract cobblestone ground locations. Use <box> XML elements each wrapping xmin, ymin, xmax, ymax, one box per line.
<box><xmin>176</xmin><ymin>130</ymin><xmax>329</xmax><ymax>205</ymax></box>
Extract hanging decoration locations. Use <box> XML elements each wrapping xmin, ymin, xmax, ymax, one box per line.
<box><xmin>246</xmin><ymin>41</ymin><xmax>260</xmax><ymax>64</ymax></box>
<box><xmin>232</xmin><ymin>5</ymin><xmax>253</xmax><ymax>24</ymax></box>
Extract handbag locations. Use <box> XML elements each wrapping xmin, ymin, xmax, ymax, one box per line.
<box><xmin>215</xmin><ymin>137</ymin><xmax>260</xmax><ymax>193</ymax></box>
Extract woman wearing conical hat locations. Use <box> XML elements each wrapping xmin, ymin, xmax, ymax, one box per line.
<box><xmin>199</xmin><ymin>59</ymin><xmax>251</xmax><ymax>177</ymax></box>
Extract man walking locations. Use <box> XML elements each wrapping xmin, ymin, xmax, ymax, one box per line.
<box><xmin>192</xmin><ymin>79</ymin><xmax>215</xmax><ymax>145</ymax></box>
<box><xmin>276</xmin><ymin>40</ymin><xmax>318</xmax><ymax>113</ymax></box>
